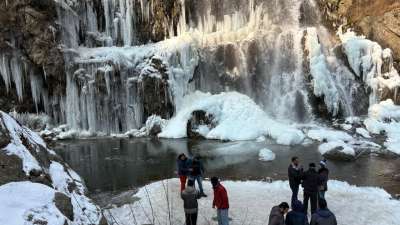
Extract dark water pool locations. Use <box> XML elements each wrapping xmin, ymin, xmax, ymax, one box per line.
<box><xmin>55</xmin><ymin>138</ymin><xmax>400</xmax><ymax>195</ymax></box>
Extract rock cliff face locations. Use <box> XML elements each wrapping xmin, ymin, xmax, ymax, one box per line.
<box><xmin>0</xmin><ymin>0</ymin><xmax>65</xmax><ymax>112</ymax></box>
<box><xmin>318</xmin><ymin>0</ymin><xmax>400</xmax><ymax>70</ymax></box>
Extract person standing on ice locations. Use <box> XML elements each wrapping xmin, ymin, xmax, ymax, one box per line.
<box><xmin>301</xmin><ymin>163</ymin><xmax>319</xmax><ymax>214</ymax></box>
<box><xmin>288</xmin><ymin>156</ymin><xmax>303</xmax><ymax>204</ymax></box>
<box><xmin>181</xmin><ymin>179</ymin><xmax>201</xmax><ymax>225</ymax></box>
<box><xmin>177</xmin><ymin>153</ymin><xmax>190</xmax><ymax>191</ymax></box>
<box><xmin>310</xmin><ymin>199</ymin><xmax>337</xmax><ymax>225</ymax></box>
<box><xmin>211</xmin><ymin>177</ymin><xmax>229</xmax><ymax>225</ymax></box>
<box><xmin>285</xmin><ymin>200</ymin><xmax>309</xmax><ymax>225</ymax></box>
<box><xmin>268</xmin><ymin>202</ymin><xmax>289</xmax><ymax>225</ymax></box>
<box><xmin>190</xmin><ymin>155</ymin><xmax>207</xmax><ymax>197</ymax></box>
<box><xmin>317</xmin><ymin>160</ymin><xmax>329</xmax><ymax>200</ymax></box>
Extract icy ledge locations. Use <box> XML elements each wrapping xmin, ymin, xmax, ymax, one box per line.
<box><xmin>107</xmin><ymin>178</ymin><xmax>400</xmax><ymax>225</ymax></box>
<box><xmin>159</xmin><ymin>91</ymin><xmax>305</xmax><ymax>145</ymax></box>
<box><xmin>0</xmin><ymin>111</ymin><xmax>105</xmax><ymax>225</ymax></box>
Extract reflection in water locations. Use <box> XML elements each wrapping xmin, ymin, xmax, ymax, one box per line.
<box><xmin>56</xmin><ymin>138</ymin><xmax>400</xmax><ymax>195</ymax></box>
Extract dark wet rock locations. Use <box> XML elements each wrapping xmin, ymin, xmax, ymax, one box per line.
<box><xmin>0</xmin><ymin>152</ymin><xmax>26</xmax><ymax>186</ymax></box>
<box><xmin>322</xmin><ymin>146</ymin><xmax>355</xmax><ymax>161</ymax></box>
<box><xmin>149</xmin><ymin>124</ymin><xmax>162</xmax><ymax>136</ymax></box>
<box><xmin>186</xmin><ymin>110</ymin><xmax>216</xmax><ymax>139</ymax></box>
<box><xmin>54</xmin><ymin>192</ymin><xmax>74</xmax><ymax>221</ymax></box>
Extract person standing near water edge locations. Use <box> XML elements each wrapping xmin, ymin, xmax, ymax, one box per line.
<box><xmin>181</xmin><ymin>179</ymin><xmax>201</xmax><ymax>225</ymax></box>
<box><xmin>302</xmin><ymin>163</ymin><xmax>319</xmax><ymax>214</ymax></box>
<box><xmin>318</xmin><ymin>160</ymin><xmax>329</xmax><ymax>200</ymax></box>
<box><xmin>268</xmin><ymin>202</ymin><xmax>290</xmax><ymax>225</ymax></box>
<box><xmin>177</xmin><ymin>153</ymin><xmax>190</xmax><ymax>191</ymax></box>
<box><xmin>288</xmin><ymin>156</ymin><xmax>303</xmax><ymax>204</ymax></box>
<box><xmin>211</xmin><ymin>177</ymin><xmax>229</xmax><ymax>225</ymax></box>
<box><xmin>190</xmin><ymin>155</ymin><xmax>207</xmax><ymax>197</ymax></box>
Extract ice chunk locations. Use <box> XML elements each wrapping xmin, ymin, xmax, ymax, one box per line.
<box><xmin>356</xmin><ymin>128</ymin><xmax>371</xmax><ymax>138</ymax></box>
<box><xmin>307</xmin><ymin>128</ymin><xmax>353</xmax><ymax>142</ymax></box>
<box><xmin>318</xmin><ymin>140</ymin><xmax>355</xmax><ymax>156</ymax></box>
<box><xmin>258</xmin><ymin>148</ymin><xmax>276</xmax><ymax>161</ymax></box>
<box><xmin>159</xmin><ymin>91</ymin><xmax>305</xmax><ymax>145</ymax></box>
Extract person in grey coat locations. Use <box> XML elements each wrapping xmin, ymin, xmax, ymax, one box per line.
<box><xmin>181</xmin><ymin>179</ymin><xmax>201</xmax><ymax>225</ymax></box>
<box><xmin>268</xmin><ymin>202</ymin><xmax>290</xmax><ymax>225</ymax></box>
<box><xmin>310</xmin><ymin>199</ymin><xmax>337</xmax><ymax>225</ymax></box>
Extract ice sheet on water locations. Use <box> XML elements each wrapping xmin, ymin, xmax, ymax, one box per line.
<box><xmin>159</xmin><ymin>91</ymin><xmax>305</xmax><ymax>145</ymax></box>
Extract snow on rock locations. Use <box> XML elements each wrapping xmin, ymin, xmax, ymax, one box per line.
<box><xmin>107</xmin><ymin>178</ymin><xmax>400</xmax><ymax>225</ymax></box>
<box><xmin>0</xmin><ymin>111</ymin><xmax>105</xmax><ymax>225</ymax></box>
<box><xmin>355</xmin><ymin>128</ymin><xmax>371</xmax><ymax>138</ymax></box>
<box><xmin>318</xmin><ymin>141</ymin><xmax>355</xmax><ymax>159</ymax></box>
<box><xmin>0</xmin><ymin>182</ymin><xmax>67</xmax><ymax>225</ymax></box>
<box><xmin>0</xmin><ymin>112</ymin><xmax>45</xmax><ymax>174</ymax></box>
<box><xmin>307</xmin><ymin>128</ymin><xmax>353</xmax><ymax>142</ymax></box>
<box><xmin>338</xmin><ymin>29</ymin><xmax>400</xmax><ymax>104</ymax></box>
<box><xmin>258</xmin><ymin>148</ymin><xmax>276</xmax><ymax>161</ymax></box>
<box><xmin>364</xmin><ymin>100</ymin><xmax>400</xmax><ymax>155</ymax></box>
<box><xmin>159</xmin><ymin>91</ymin><xmax>305</xmax><ymax>145</ymax></box>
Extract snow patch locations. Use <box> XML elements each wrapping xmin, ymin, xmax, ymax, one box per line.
<box><xmin>318</xmin><ymin>141</ymin><xmax>355</xmax><ymax>156</ymax></box>
<box><xmin>0</xmin><ymin>181</ymin><xmax>66</xmax><ymax>225</ymax></box>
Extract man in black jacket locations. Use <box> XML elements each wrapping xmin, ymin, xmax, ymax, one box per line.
<box><xmin>288</xmin><ymin>156</ymin><xmax>303</xmax><ymax>204</ymax></box>
<box><xmin>302</xmin><ymin>163</ymin><xmax>319</xmax><ymax>214</ymax></box>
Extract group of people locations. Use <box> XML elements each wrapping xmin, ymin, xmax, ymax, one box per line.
<box><xmin>268</xmin><ymin>157</ymin><xmax>337</xmax><ymax>225</ymax></box>
<box><xmin>177</xmin><ymin>153</ymin><xmax>337</xmax><ymax>225</ymax></box>
<box><xmin>177</xmin><ymin>153</ymin><xmax>230</xmax><ymax>225</ymax></box>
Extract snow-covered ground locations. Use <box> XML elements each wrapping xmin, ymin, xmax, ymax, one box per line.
<box><xmin>0</xmin><ymin>182</ymin><xmax>69</xmax><ymax>225</ymax></box>
<box><xmin>107</xmin><ymin>178</ymin><xmax>400</xmax><ymax>225</ymax></box>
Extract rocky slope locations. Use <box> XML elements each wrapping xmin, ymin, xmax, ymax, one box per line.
<box><xmin>318</xmin><ymin>0</ymin><xmax>400</xmax><ymax>70</ymax></box>
<box><xmin>0</xmin><ymin>111</ymin><xmax>107</xmax><ymax>225</ymax></box>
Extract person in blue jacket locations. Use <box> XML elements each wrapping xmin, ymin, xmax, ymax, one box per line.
<box><xmin>177</xmin><ymin>153</ymin><xmax>190</xmax><ymax>191</ymax></box>
<box><xmin>286</xmin><ymin>200</ymin><xmax>309</xmax><ymax>225</ymax></box>
<box><xmin>189</xmin><ymin>155</ymin><xmax>207</xmax><ymax>197</ymax></box>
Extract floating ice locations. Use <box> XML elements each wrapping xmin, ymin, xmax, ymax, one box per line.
<box><xmin>258</xmin><ymin>148</ymin><xmax>276</xmax><ymax>161</ymax></box>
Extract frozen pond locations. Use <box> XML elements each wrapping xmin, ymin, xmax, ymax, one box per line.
<box><xmin>55</xmin><ymin>138</ymin><xmax>400</xmax><ymax>195</ymax></box>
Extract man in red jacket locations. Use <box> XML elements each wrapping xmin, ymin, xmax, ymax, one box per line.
<box><xmin>211</xmin><ymin>177</ymin><xmax>229</xmax><ymax>225</ymax></box>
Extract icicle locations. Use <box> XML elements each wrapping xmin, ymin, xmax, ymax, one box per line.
<box><xmin>10</xmin><ymin>57</ymin><xmax>24</xmax><ymax>101</ymax></box>
<box><xmin>0</xmin><ymin>54</ymin><xmax>11</xmax><ymax>92</ymax></box>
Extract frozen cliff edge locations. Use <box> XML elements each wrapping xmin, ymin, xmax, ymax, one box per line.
<box><xmin>0</xmin><ymin>111</ymin><xmax>106</xmax><ymax>225</ymax></box>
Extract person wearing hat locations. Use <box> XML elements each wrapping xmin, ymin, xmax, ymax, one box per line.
<box><xmin>211</xmin><ymin>177</ymin><xmax>229</xmax><ymax>225</ymax></box>
<box><xmin>301</xmin><ymin>163</ymin><xmax>320</xmax><ymax>214</ymax></box>
<box><xmin>318</xmin><ymin>159</ymin><xmax>329</xmax><ymax>200</ymax></box>
<box><xmin>268</xmin><ymin>202</ymin><xmax>290</xmax><ymax>225</ymax></box>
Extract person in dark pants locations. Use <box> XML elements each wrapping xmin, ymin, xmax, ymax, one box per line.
<box><xmin>211</xmin><ymin>177</ymin><xmax>229</xmax><ymax>225</ymax></box>
<box><xmin>181</xmin><ymin>179</ymin><xmax>201</xmax><ymax>225</ymax></box>
<box><xmin>285</xmin><ymin>200</ymin><xmax>309</xmax><ymax>225</ymax></box>
<box><xmin>318</xmin><ymin>160</ymin><xmax>329</xmax><ymax>200</ymax></box>
<box><xmin>177</xmin><ymin>153</ymin><xmax>190</xmax><ymax>192</ymax></box>
<box><xmin>310</xmin><ymin>199</ymin><xmax>337</xmax><ymax>225</ymax></box>
<box><xmin>190</xmin><ymin>155</ymin><xmax>207</xmax><ymax>197</ymax></box>
<box><xmin>268</xmin><ymin>202</ymin><xmax>290</xmax><ymax>225</ymax></box>
<box><xmin>288</xmin><ymin>156</ymin><xmax>303</xmax><ymax>205</ymax></box>
<box><xmin>302</xmin><ymin>163</ymin><xmax>320</xmax><ymax>214</ymax></box>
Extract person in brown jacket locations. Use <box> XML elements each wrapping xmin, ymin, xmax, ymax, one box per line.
<box><xmin>268</xmin><ymin>202</ymin><xmax>290</xmax><ymax>225</ymax></box>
